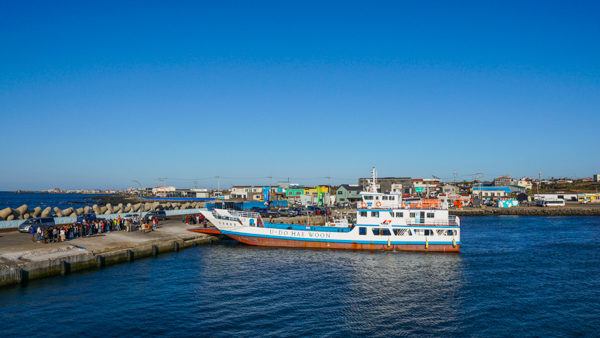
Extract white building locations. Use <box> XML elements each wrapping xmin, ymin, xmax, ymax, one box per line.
<box><xmin>516</xmin><ymin>178</ymin><xmax>533</xmax><ymax>190</ymax></box>
<box><xmin>229</xmin><ymin>186</ymin><xmax>264</xmax><ymax>199</ymax></box>
<box><xmin>412</xmin><ymin>178</ymin><xmax>440</xmax><ymax>195</ymax></box>
<box><xmin>390</xmin><ymin>183</ymin><xmax>403</xmax><ymax>194</ymax></box>
<box><xmin>190</xmin><ymin>188</ymin><xmax>210</xmax><ymax>198</ymax></box>
<box><xmin>534</xmin><ymin>193</ymin><xmax>578</xmax><ymax>202</ymax></box>
<box><xmin>152</xmin><ymin>186</ymin><xmax>176</xmax><ymax>197</ymax></box>
<box><xmin>442</xmin><ymin>184</ymin><xmax>459</xmax><ymax>195</ymax></box>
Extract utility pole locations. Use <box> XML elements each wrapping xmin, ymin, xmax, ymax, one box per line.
<box><xmin>132</xmin><ymin>180</ymin><xmax>143</xmax><ymax>198</ymax></box>
<box><xmin>215</xmin><ymin>176</ymin><xmax>221</xmax><ymax>193</ymax></box>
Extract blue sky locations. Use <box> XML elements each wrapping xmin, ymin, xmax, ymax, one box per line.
<box><xmin>1</xmin><ymin>1</ymin><xmax>599</xmax><ymax>190</ymax></box>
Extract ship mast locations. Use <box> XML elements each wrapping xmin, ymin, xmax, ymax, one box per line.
<box><xmin>369</xmin><ymin>167</ymin><xmax>378</xmax><ymax>193</ymax></box>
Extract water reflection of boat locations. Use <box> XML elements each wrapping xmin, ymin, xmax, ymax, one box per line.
<box><xmin>200</xmin><ymin>168</ymin><xmax>461</xmax><ymax>253</ymax></box>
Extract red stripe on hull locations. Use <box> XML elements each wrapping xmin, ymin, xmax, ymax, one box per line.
<box><xmin>226</xmin><ymin>235</ymin><xmax>460</xmax><ymax>253</ymax></box>
<box><xmin>189</xmin><ymin>227</ymin><xmax>222</xmax><ymax>235</ymax></box>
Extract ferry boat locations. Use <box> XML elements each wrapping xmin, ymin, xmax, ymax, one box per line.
<box><xmin>199</xmin><ymin>168</ymin><xmax>460</xmax><ymax>253</ymax></box>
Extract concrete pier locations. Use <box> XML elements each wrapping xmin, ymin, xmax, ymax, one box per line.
<box><xmin>0</xmin><ymin>220</ymin><xmax>217</xmax><ymax>288</ymax></box>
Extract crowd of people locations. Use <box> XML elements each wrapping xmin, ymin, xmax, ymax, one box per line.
<box><xmin>183</xmin><ymin>213</ymin><xmax>205</xmax><ymax>225</ymax></box>
<box><xmin>30</xmin><ymin>215</ymin><xmax>161</xmax><ymax>244</ymax></box>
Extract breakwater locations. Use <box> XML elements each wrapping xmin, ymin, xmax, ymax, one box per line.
<box><xmin>0</xmin><ymin>221</ymin><xmax>216</xmax><ymax>288</ymax></box>
<box><xmin>0</xmin><ymin>201</ymin><xmax>206</xmax><ymax>221</ymax></box>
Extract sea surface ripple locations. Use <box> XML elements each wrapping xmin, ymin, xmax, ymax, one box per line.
<box><xmin>1</xmin><ymin>216</ymin><xmax>599</xmax><ymax>337</ymax></box>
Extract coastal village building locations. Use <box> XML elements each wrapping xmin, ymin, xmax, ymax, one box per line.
<box><xmin>472</xmin><ymin>186</ymin><xmax>510</xmax><ymax>198</ymax></box>
<box><xmin>516</xmin><ymin>178</ymin><xmax>533</xmax><ymax>190</ymax></box>
<box><xmin>471</xmin><ymin>185</ymin><xmax>526</xmax><ymax>198</ymax></box>
<box><xmin>390</xmin><ymin>183</ymin><xmax>403</xmax><ymax>194</ymax></box>
<box><xmin>534</xmin><ymin>193</ymin><xmax>578</xmax><ymax>202</ymax></box>
<box><xmin>335</xmin><ymin>184</ymin><xmax>362</xmax><ymax>205</ymax></box>
<box><xmin>286</xmin><ymin>188</ymin><xmax>305</xmax><ymax>199</ymax></box>
<box><xmin>494</xmin><ymin>176</ymin><xmax>513</xmax><ymax>186</ymax></box>
<box><xmin>412</xmin><ymin>178</ymin><xmax>441</xmax><ymax>195</ymax></box>
<box><xmin>441</xmin><ymin>184</ymin><xmax>460</xmax><ymax>195</ymax></box>
<box><xmin>594</xmin><ymin>174</ymin><xmax>600</xmax><ymax>182</ymax></box>
<box><xmin>151</xmin><ymin>186</ymin><xmax>177</xmax><ymax>197</ymax></box>
<box><xmin>579</xmin><ymin>193</ymin><xmax>600</xmax><ymax>203</ymax></box>
<box><xmin>190</xmin><ymin>188</ymin><xmax>210</xmax><ymax>198</ymax></box>
<box><xmin>358</xmin><ymin>177</ymin><xmax>412</xmax><ymax>194</ymax></box>
<box><xmin>230</xmin><ymin>186</ymin><xmax>263</xmax><ymax>199</ymax></box>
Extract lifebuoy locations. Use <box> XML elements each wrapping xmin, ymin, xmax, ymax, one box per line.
<box><xmin>361</xmin><ymin>201</ymin><xmax>367</xmax><ymax>208</ymax></box>
<box><xmin>375</xmin><ymin>201</ymin><xmax>382</xmax><ymax>208</ymax></box>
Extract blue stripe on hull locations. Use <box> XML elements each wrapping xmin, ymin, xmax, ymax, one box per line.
<box><xmin>221</xmin><ymin>229</ymin><xmax>460</xmax><ymax>246</ymax></box>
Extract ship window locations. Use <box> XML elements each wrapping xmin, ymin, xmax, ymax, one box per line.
<box><xmin>409</xmin><ymin>212</ymin><xmax>416</xmax><ymax>218</ymax></box>
<box><xmin>382</xmin><ymin>196</ymin><xmax>388</xmax><ymax>200</ymax></box>
<box><xmin>395</xmin><ymin>212</ymin><xmax>403</xmax><ymax>218</ymax></box>
<box><xmin>372</xmin><ymin>228</ymin><xmax>390</xmax><ymax>236</ymax></box>
<box><xmin>393</xmin><ymin>229</ymin><xmax>407</xmax><ymax>236</ymax></box>
<box><xmin>424</xmin><ymin>229</ymin><xmax>433</xmax><ymax>236</ymax></box>
<box><xmin>364</xmin><ymin>195</ymin><xmax>373</xmax><ymax>200</ymax></box>
<box><xmin>390</xmin><ymin>195</ymin><xmax>395</xmax><ymax>200</ymax></box>
<box><xmin>371</xmin><ymin>212</ymin><xmax>379</xmax><ymax>217</ymax></box>
<box><xmin>427</xmin><ymin>213</ymin><xmax>435</xmax><ymax>218</ymax></box>
<box><xmin>360</xmin><ymin>211</ymin><xmax>367</xmax><ymax>217</ymax></box>
<box><xmin>446</xmin><ymin>230</ymin><xmax>456</xmax><ymax>236</ymax></box>
<box><xmin>359</xmin><ymin>227</ymin><xmax>367</xmax><ymax>235</ymax></box>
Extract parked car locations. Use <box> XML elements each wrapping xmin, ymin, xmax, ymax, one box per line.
<box><xmin>306</xmin><ymin>206</ymin><xmax>327</xmax><ymax>215</ymax></box>
<box><xmin>18</xmin><ymin>217</ymin><xmax>55</xmax><ymax>233</ymax></box>
<box><xmin>278</xmin><ymin>208</ymin><xmax>299</xmax><ymax>217</ymax></box>
<box><xmin>144</xmin><ymin>210</ymin><xmax>167</xmax><ymax>221</ymax></box>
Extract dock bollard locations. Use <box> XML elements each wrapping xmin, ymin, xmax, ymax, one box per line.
<box><xmin>61</xmin><ymin>261</ymin><xmax>71</xmax><ymax>275</ymax></box>
<box><xmin>96</xmin><ymin>255</ymin><xmax>105</xmax><ymax>268</ymax></box>
<box><xmin>173</xmin><ymin>242</ymin><xmax>180</xmax><ymax>252</ymax></box>
<box><xmin>127</xmin><ymin>250</ymin><xmax>134</xmax><ymax>262</ymax></box>
<box><xmin>152</xmin><ymin>245</ymin><xmax>158</xmax><ymax>257</ymax></box>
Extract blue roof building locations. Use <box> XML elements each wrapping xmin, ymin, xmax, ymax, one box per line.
<box><xmin>472</xmin><ymin>185</ymin><xmax>526</xmax><ymax>197</ymax></box>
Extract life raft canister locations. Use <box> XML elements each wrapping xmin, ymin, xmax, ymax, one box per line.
<box><xmin>375</xmin><ymin>201</ymin><xmax>382</xmax><ymax>208</ymax></box>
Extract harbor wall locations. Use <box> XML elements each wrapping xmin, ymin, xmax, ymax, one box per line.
<box><xmin>0</xmin><ymin>228</ymin><xmax>216</xmax><ymax>288</ymax></box>
<box><xmin>450</xmin><ymin>206</ymin><xmax>600</xmax><ymax>216</ymax></box>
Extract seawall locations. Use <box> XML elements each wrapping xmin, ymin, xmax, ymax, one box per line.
<box><xmin>0</xmin><ymin>220</ymin><xmax>217</xmax><ymax>288</ymax></box>
<box><xmin>450</xmin><ymin>205</ymin><xmax>600</xmax><ymax>216</ymax></box>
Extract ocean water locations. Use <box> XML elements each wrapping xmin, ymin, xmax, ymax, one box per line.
<box><xmin>0</xmin><ymin>216</ymin><xmax>599</xmax><ymax>337</ymax></box>
<box><xmin>0</xmin><ymin>191</ymin><xmax>105</xmax><ymax>209</ymax></box>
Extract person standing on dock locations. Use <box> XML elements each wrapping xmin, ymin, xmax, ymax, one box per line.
<box><xmin>152</xmin><ymin>216</ymin><xmax>158</xmax><ymax>231</ymax></box>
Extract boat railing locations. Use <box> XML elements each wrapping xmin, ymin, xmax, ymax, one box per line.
<box><xmin>406</xmin><ymin>217</ymin><xmax>460</xmax><ymax>227</ymax></box>
<box><xmin>228</xmin><ymin>210</ymin><xmax>260</xmax><ymax>219</ymax></box>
